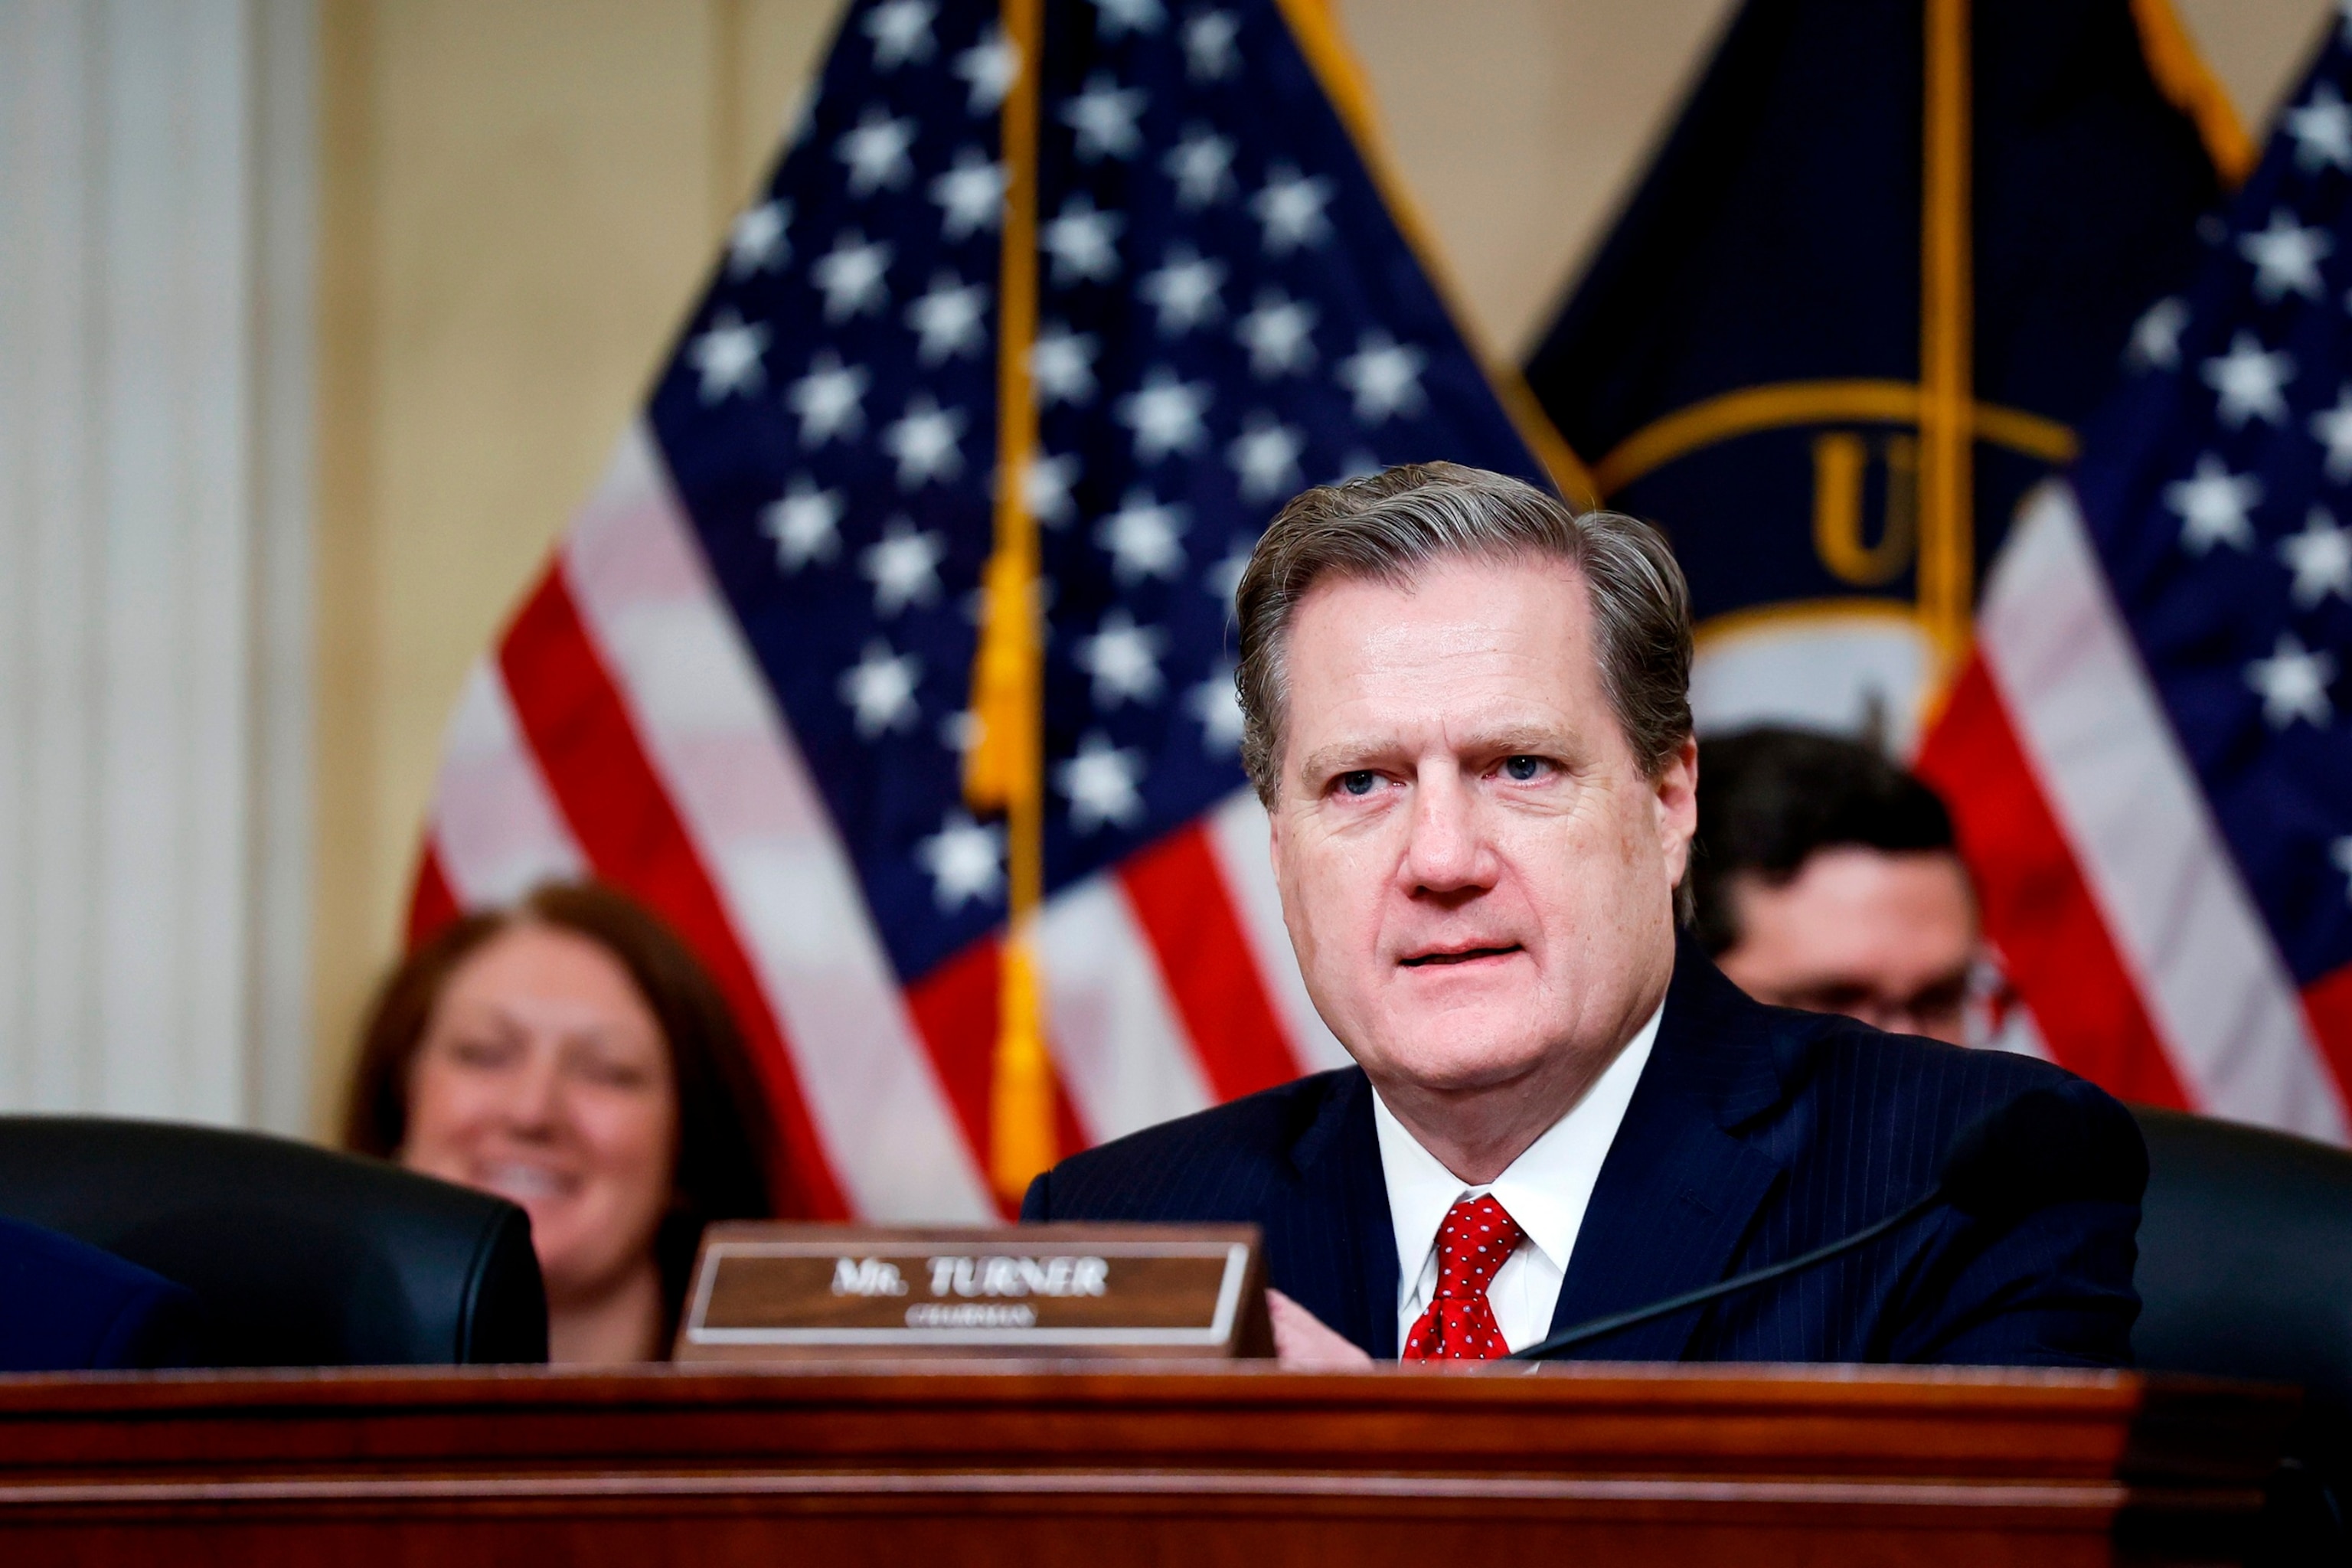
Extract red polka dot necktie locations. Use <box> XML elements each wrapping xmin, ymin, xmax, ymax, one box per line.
<box><xmin>1401</xmin><ymin>1194</ymin><xmax>1526</xmax><ymax>1361</ymax></box>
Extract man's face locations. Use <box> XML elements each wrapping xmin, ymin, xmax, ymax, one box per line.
<box><xmin>1266</xmin><ymin>555</ymin><xmax>1696</xmax><ymax>1103</ymax></box>
<box><xmin>1713</xmin><ymin>848</ymin><xmax>1977</xmax><ymax>1044</ymax></box>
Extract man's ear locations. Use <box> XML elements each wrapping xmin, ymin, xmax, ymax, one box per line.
<box><xmin>1655</xmin><ymin>733</ymin><xmax>1699</xmax><ymax>885</ymax></box>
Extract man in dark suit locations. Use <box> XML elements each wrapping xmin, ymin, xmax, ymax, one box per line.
<box><xmin>1023</xmin><ymin>462</ymin><xmax>2141</xmax><ymax>1367</ymax></box>
<box><xmin>0</xmin><ymin>1215</ymin><xmax>195</xmax><ymax>1372</ymax></box>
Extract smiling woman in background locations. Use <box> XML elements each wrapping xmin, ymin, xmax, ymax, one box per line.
<box><xmin>343</xmin><ymin>883</ymin><xmax>777</xmax><ymax>1364</ymax></box>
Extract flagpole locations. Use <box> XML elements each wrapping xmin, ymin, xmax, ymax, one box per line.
<box><xmin>1918</xmin><ymin>0</ymin><xmax>1974</xmax><ymax>678</ymax></box>
<box><xmin>968</xmin><ymin>0</ymin><xmax>1054</xmax><ymax>1207</ymax></box>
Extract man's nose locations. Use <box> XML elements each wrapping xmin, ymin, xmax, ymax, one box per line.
<box><xmin>1400</xmin><ymin>767</ymin><xmax>1495</xmax><ymax>893</ymax></box>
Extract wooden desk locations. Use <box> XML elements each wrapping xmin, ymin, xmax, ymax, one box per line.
<box><xmin>0</xmin><ymin>1361</ymin><xmax>2294</xmax><ymax>1566</ymax></box>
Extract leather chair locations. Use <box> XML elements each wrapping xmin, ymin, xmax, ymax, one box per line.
<box><xmin>2132</xmin><ymin>1106</ymin><xmax>2352</xmax><ymax>1563</ymax></box>
<box><xmin>0</xmin><ymin>1117</ymin><xmax>546</xmax><ymax>1367</ymax></box>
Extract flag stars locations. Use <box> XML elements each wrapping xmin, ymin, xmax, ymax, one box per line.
<box><xmin>788</xmin><ymin>351</ymin><xmax>869</xmax><ymax>447</ymax></box>
<box><xmin>954</xmin><ymin>24</ymin><xmax>1018</xmax><ymax>114</ymax></box>
<box><xmin>838</xmin><ymin>640</ymin><xmax>923</xmax><ymax>739</ymax></box>
<box><xmin>836</xmin><ymin>106</ymin><xmax>919</xmax><ymax>197</ymax></box>
<box><xmin>916</xmin><ymin>812</ymin><xmax>1005</xmax><ymax>910</ymax></box>
<box><xmin>2201</xmin><ymin>332</ymin><xmax>2295</xmax><ymax>427</ymax></box>
<box><xmin>1183</xmin><ymin>10</ymin><xmax>1240</xmax><ymax>80</ymax></box>
<box><xmin>2164</xmin><ymin>455</ymin><xmax>2262</xmax><ymax>554</ymax></box>
<box><xmin>1338</xmin><ymin>329</ymin><xmax>1429</xmax><ymax>423</ymax></box>
<box><xmin>862</xmin><ymin>0</ymin><xmax>936</xmax><ymax>70</ymax></box>
<box><xmin>1042</xmin><ymin>194</ymin><xmax>1124</xmax><ymax>284</ymax></box>
<box><xmin>760</xmin><ymin>478</ymin><xmax>844</xmax><ymax>572</ymax></box>
<box><xmin>905</xmin><ymin>273</ymin><xmax>988</xmax><ymax>364</ymax></box>
<box><xmin>1206</xmin><ymin>540</ymin><xmax>1253</xmax><ymax>606</ymax></box>
<box><xmin>2334</xmin><ymin>837</ymin><xmax>2352</xmax><ymax>903</ymax></box>
<box><xmin>1023</xmin><ymin>452</ymin><xmax>1080</xmax><ymax>528</ymax></box>
<box><xmin>2288</xmin><ymin>81</ymin><xmax>2352</xmax><ymax>174</ymax></box>
<box><xmin>1032</xmin><ymin>322</ymin><xmax>1099</xmax><ymax>406</ymax></box>
<box><xmin>811</xmin><ymin>230</ymin><xmax>894</xmax><ymax>320</ymax></box>
<box><xmin>1117</xmin><ymin>368</ymin><xmax>1214</xmax><ymax>462</ymax></box>
<box><xmin>2127</xmin><ymin>297</ymin><xmax>2187</xmax><ymax>371</ymax></box>
<box><xmin>1057</xmin><ymin>733</ymin><xmax>1147</xmax><ymax>833</ymax></box>
<box><xmin>881</xmin><ymin>394</ymin><xmax>967</xmax><ymax>488</ymax></box>
<box><xmin>2279</xmin><ymin>508</ymin><xmax>2352</xmax><ymax>606</ymax></box>
<box><xmin>1163</xmin><ymin>126</ymin><xmax>1236</xmax><ymax>209</ymax></box>
<box><xmin>1230</xmin><ymin>413</ymin><xmax>1305</xmax><ymax>501</ymax></box>
<box><xmin>686</xmin><ymin>309</ymin><xmax>768</xmax><ymax>402</ymax></box>
<box><xmin>1139</xmin><ymin>245</ymin><xmax>1227</xmax><ymax>335</ymax></box>
<box><xmin>2239</xmin><ymin>209</ymin><xmax>2333</xmax><ymax>302</ymax></box>
<box><xmin>1092</xmin><ymin>0</ymin><xmax>1164</xmax><ymax>37</ymax></box>
<box><xmin>726</xmin><ymin>199</ymin><xmax>789</xmax><ymax>277</ymax></box>
<box><xmin>1236</xmin><ymin>289</ymin><xmax>1317</xmax><ymax>377</ymax></box>
<box><xmin>1253</xmin><ymin>163</ymin><xmax>1334</xmax><ymax>253</ymax></box>
<box><xmin>1061</xmin><ymin>72</ymin><xmax>1147</xmax><ymax>163</ymax></box>
<box><xmin>2311</xmin><ymin>385</ymin><xmax>2352</xmax><ymax>482</ymax></box>
<box><xmin>1096</xmin><ymin>488</ymin><xmax>1188</xmax><ymax>583</ymax></box>
<box><xmin>1188</xmin><ymin>668</ymin><xmax>1244</xmax><ymax>753</ymax></box>
<box><xmin>1074</xmin><ymin>609</ymin><xmax>1168</xmax><ymax>707</ymax></box>
<box><xmin>930</xmin><ymin>149</ymin><xmax>1007</xmax><ymax>241</ymax></box>
<box><xmin>2246</xmin><ymin>633</ymin><xmax>2337</xmax><ymax>729</ymax></box>
<box><xmin>860</xmin><ymin>519</ymin><xmax>948</xmax><ymax>616</ymax></box>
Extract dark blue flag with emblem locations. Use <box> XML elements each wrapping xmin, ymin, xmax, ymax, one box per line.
<box><xmin>407</xmin><ymin>0</ymin><xmax>1562</xmax><ymax>1220</ymax></box>
<box><xmin>1524</xmin><ymin>0</ymin><xmax>2243</xmax><ymax>751</ymax></box>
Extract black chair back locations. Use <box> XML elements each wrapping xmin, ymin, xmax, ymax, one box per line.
<box><xmin>0</xmin><ymin>1117</ymin><xmax>546</xmax><ymax>1367</ymax></box>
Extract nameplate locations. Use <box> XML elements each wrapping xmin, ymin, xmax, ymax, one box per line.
<box><xmin>673</xmin><ymin>1223</ymin><xmax>1270</xmax><ymax>1361</ymax></box>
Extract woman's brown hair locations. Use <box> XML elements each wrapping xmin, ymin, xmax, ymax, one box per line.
<box><xmin>342</xmin><ymin>880</ymin><xmax>779</xmax><ymax>1334</ymax></box>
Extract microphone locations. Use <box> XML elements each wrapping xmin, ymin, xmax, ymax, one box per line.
<box><xmin>1511</xmin><ymin>1083</ymin><xmax>2144</xmax><ymax>1361</ymax></box>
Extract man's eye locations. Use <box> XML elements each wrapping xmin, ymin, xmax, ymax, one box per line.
<box><xmin>1338</xmin><ymin>770</ymin><xmax>1378</xmax><ymax>797</ymax></box>
<box><xmin>1502</xmin><ymin>755</ymin><xmax>1544</xmax><ymax>782</ymax></box>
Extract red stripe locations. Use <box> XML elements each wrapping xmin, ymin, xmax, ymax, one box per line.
<box><xmin>407</xmin><ymin>842</ymin><xmax>462</xmax><ymax>952</ymax></box>
<box><xmin>1119</xmin><ymin>821</ymin><xmax>1305</xmax><ymax>1102</ymax></box>
<box><xmin>1916</xmin><ymin>656</ymin><xmax>2192</xmax><ymax>1108</ymax></box>
<box><xmin>2300</xmin><ymin>964</ymin><xmax>2352</xmax><ymax>1112</ymax></box>
<box><xmin>498</xmin><ymin>563</ymin><xmax>849</xmax><ymax>1219</ymax></box>
<box><xmin>906</xmin><ymin>935</ymin><xmax>1088</xmax><ymax>1218</ymax></box>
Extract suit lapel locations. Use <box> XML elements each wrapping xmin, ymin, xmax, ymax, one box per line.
<box><xmin>1547</xmin><ymin>939</ymin><xmax>1792</xmax><ymax>1359</ymax></box>
<box><xmin>1286</xmin><ymin>1069</ymin><xmax>1400</xmax><ymax>1360</ymax></box>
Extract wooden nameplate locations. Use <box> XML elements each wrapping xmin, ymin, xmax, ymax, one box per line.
<box><xmin>673</xmin><ymin>1222</ymin><xmax>1272</xmax><ymax>1361</ymax></box>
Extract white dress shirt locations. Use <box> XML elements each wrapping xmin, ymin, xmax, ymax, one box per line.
<box><xmin>1374</xmin><ymin>1001</ymin><xmax>1663</xmax><ymax>1357</ymax></box>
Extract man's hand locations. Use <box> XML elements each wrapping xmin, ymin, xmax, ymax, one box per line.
<box><xmin>1266</xmin><ymin>1289</ymin><xmax>1374</xmax><ymax>1368</ymax></box>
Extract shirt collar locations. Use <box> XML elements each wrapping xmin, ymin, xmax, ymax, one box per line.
<box><xmin>1372</xmin><ymin>998</ymin><xmax>1665</xmax><ymax>1291</ymax></box>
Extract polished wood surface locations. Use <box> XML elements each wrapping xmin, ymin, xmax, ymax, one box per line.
<box><xmin>0</xmin><ymin>1361</ymin><xmax>2294</xmax><ymax>1566</ymax></box>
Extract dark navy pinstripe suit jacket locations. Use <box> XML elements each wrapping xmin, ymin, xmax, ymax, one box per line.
<box><xmin>1021</xmin><ymin>936</ymin><xmax>2144</xmax><ymax>1365</ymax></box>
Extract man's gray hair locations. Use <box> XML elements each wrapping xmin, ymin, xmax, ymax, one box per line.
<box><xmin>1233</xmin><ymin>461</ymin><xmax>1695</xmax><ymax>805</ymax></box>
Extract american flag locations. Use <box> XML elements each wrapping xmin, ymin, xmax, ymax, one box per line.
<box><xmin>407</xmin><ymin>0</ymin><xmax>1557</xmax><ymax>1217</ymax></box>
<box><xmin>1918</xmin><ymin>17</ymin><xmax>2352</xmax><ymax>1142</ymax></box>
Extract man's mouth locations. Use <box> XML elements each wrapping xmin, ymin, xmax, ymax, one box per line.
<box><xmin>1399</xmin><ymin>943</ymin><xmax>1523</xmax><ymax>968</ymax></box>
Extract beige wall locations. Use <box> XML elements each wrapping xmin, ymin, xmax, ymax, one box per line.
<box><xmin>308</xmin><ymin>0</ymin><xmax>2337</xmax><ymax>1132</ymax></box>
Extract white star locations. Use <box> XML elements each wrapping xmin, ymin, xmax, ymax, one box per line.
<box><xmin>880</xmin><ymin>394</ymin><xmax>966</xmax><ymax>489</ymax></box>
<box><xmin>1230</xmin><ymin>413</ymin><xmax>1305</xmax><ymax>501</ymax></box>
<box><xmin>905</xmin><ymin>273</ymin><xmax>989</xmax><ymax>364</ymax></box>
<box><xmin>1162</xmin><ymin>126</ymin><xmax>1236</xmax><ymax>209</ymax></box>
<box><xmin>838</xmin><ymin>640</ymin><xmax>923</xmax><ymax>738</ymax></box>
<box><xmin>2164</xmin><ymin>454</ymin><xmax>2261</xmax><ymax>554</ymax></box>
<box><xmin>860</xmin><ymin>519</ymin><xmax>947</xmax><ymax>616</ymax></box>
<box><xmin>727</xmin><ymin>200</ymin><xmax>789</xmax><ymax>277</ymax></box>
<box><xmin>1056</xmin><ymin>732</ymin><xmax>1146</xmax><ymax>834</ymax></box>
<box><xmin>760</xmin><ymin>478</ymin><xmax>843</xmax><ymax>572</ymax></box>
<box><xmin>2280</xmin><ymin>508</ymin><xmax>2352</xmax><ymax>606</ymax></box>
<box><xmin>687</xmin><ymin>309</ymin><xmax>768</xmax><ymax>402</ymax></box>
<box><xmin>1183</xmin><ymin>11</ymin><xmax>1240</xmax><ymax>80</ymax></box>
<box><xmin>1074</xmin><ymin>609</ymin><xmax>1167</xmax><ymax>707</ymax></box>
<box><xmin>1332</xmin><ymin>449</ymin><xmax>1381</xmax><ymax>484</ymax></box>
<box><xmin>787</xmin><ymin>351</ymin><xmax>869</xmax><ymax>446</ymax></box>
<box><xmin>1338</xmin><ymin>329</ymin><xmax>1429</xmax><ymax>423</ymax></box>
<box><xmin>1041</xmin><ymin>194</ymin><xmax>1123</xmax><ymax>285</ymax></box>
<box><xmin>939</xmin><ymin>708</ymin><xmax>982</xmax><ymax>755</ymax></box>
<box><xmin>2239</xmin><ymin>209</ymin><xmax>2333</xmax><ymax>302</ymax></box>
<box><xmin>1095</xmin><ymin>488</ymin><xmax>1187</xmax><ymax>583</ymax></box>
<box><xmin>1236</xmin><ymin>289</ymin><xmax>1317</xmax><ymax>377</ymax></box>
<box><xmin>836</xmin><ymin>106</ymin><xmax>918</xmax><ymax>198</ymax></box>
<box><xmin>1187</xmin><ymin>668</ymin><xmax>1243</xmax><ymax>753</ymax></box>
<box><xmin>2311</xmin><ymin>384</ymin><xmax>2352</xmax><ymax>482</ymax></box>
<box><xmin>2201</xmin><ymin>332</ymin><xmax>2295</xmax><ymax>427</ymax></box>
<box><xmin>811</xmin><ymin>230</ymin><xmax>893</xmax><ymax>321</ymax></box>
<box><xmin>955</xmin><ymin>25</ymin><xmax>1018</xmax><ymax>114</ymax></box>
<box><xmin>863</xmin><ymin>0</ymin><xmax>936</xmax><ymax>70</ymax></box>
<box><xmin>2246</xmin><ymin>633</ymin><xmax>2337</xmax><ymax>729</ymax></box>
<box><xmin>1205</xmin><ymin>540</ymin><xmax>1252</xmax><ymax>606</ymax></box>
<box><xmin>1092</xmin><ymin>0</ymin><xmax>1164</xmax><ymax>36</ymax></box>
<box><xmin>1023</xmin><ymin>451</ymin><xmax>1079</xmax><ymax>528</ymax></box>
<box><xmin>930</xmin><ymin>148</ymin><xmax>1007</xmax><ymax>241</ymax></box>
<box><xmin>1138</xmin><ymin>246</ymin><xmax>1227</xmax><ymax>335</ymax></box>
<box><xmin>1116</xmin><ymin>368</ymin><xmax>1212</xmax><ymax>462</ymax></box>
<box><xmin>2334</xmin><ymin>836</ymin><xmax>2352</xmax><ymax>903</ymax></box>
<box><xmin>1253</xmin><ymin>163</ymin><xmax>1334</xmax><ymax>253</ymax></box>
<box><xmin>1031</xmin><ymin>322</ymin><xmax>1099</xmax><ymax>406</ymax></box>
<box><xmin>1061</xmin><ymin>72</ymin><xmax>1145</xmax><ymax>163</ymax></box>
<box><xmin>916</xmin><ymin>811</ymin><xmax>1004</xmax><ymax>910</ymax></box>
<box><xmin>2288</xmin><ymin>81</ymin><xmax>2352</xmax><ymax>172</ymax></box>
<box><xmin>2126</xmin><ymin>296</ymin><xmax>2187</xmax><ymax>371</ymax></box>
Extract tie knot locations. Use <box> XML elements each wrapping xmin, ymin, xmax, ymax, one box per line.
<box><xmin>1431</xmin><ymin>1194</ymin><xmax>1524</xmax><ymax>1300</ymax></box>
